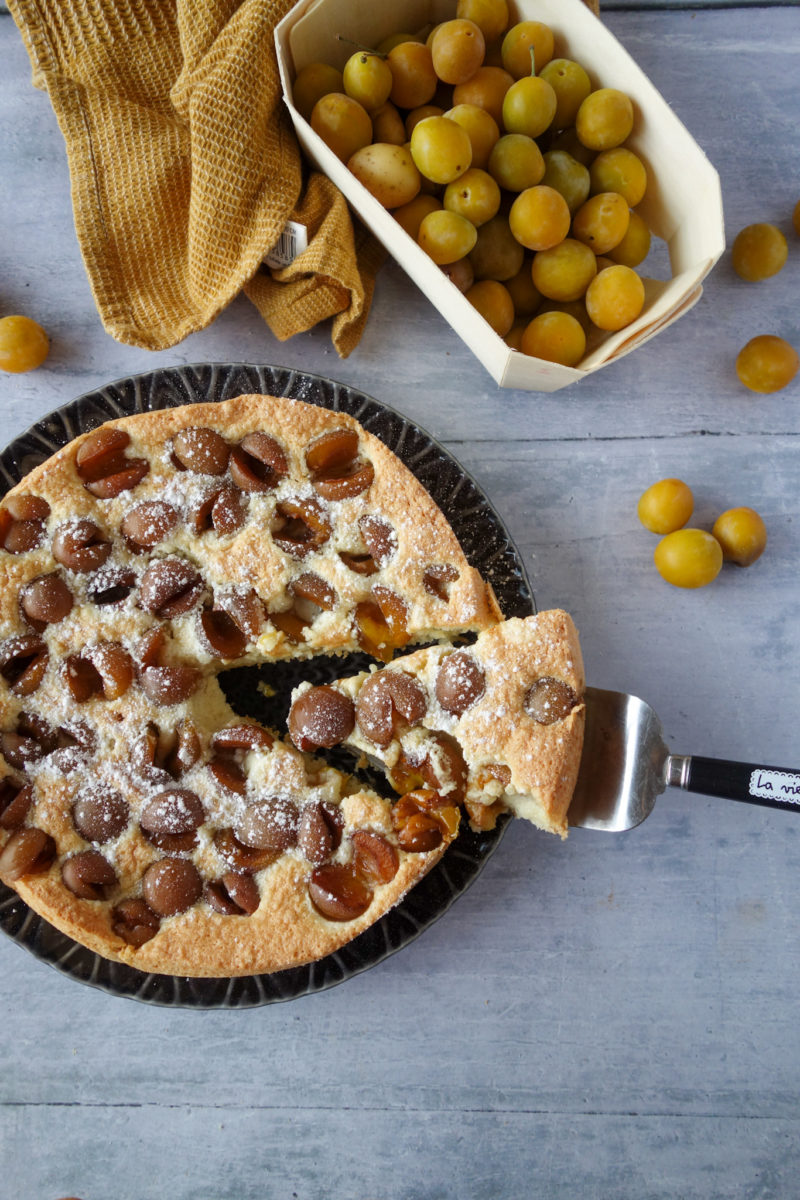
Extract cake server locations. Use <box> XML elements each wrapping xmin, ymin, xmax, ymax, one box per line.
<box><xmin>567</xmin><ymin>686</ymin><xmax>800</xmax><ymax>832</ymax></box>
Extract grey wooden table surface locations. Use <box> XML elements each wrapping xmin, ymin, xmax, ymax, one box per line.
<box><xmin>1</xmin><ymin>4</ymin><xmax>799</xmax><ymax>1199</ymax></box>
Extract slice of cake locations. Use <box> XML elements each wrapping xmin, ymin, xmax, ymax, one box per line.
<box><xmin>288</xmin><ymin>610</ymin><xmax>585</xmax><ymax>838</ymax></box>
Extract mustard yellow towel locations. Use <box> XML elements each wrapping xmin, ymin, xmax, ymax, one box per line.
<box><xmin>7</xmin><ymin>0</ymin><xmax>379</xmax><ymax>357</ymax></box>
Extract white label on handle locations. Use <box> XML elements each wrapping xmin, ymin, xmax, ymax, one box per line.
<box><xmin>263</xmin><ymin>220</ymin><xmax>308</xmax><ymax>269</ymax></box>
<box><xmin>749</xmin><ymin>769</ymin><xmax>800</xmax><ymax>804</ymax></box>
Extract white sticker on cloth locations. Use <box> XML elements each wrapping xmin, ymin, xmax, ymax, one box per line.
<box><xmin>263</xmin><ymin>220</ymin><xmax>309</xmax><ymax>269</ymax></box>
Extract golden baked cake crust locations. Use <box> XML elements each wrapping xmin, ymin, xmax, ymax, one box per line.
<box><xmin>0</xmin><ymin>394</ymin><xmax>499</xmax><ymax>977</ymax></box>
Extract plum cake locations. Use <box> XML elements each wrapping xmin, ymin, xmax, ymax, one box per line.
<box><xmin>0</xmin><ymin>394</ymin><xmax>503</xmax><ymax>977</ymax></box>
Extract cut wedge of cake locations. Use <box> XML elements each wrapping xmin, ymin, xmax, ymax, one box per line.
<box><xmin>288</xmin><ymin>611</ymin><xmax>586</xmax><ymax>838</ymax></box>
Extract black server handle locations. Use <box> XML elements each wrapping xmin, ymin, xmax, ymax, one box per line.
<box><xmin>682</xmin><ymin>756</ymin><xmax>800</xmax><ymax>813</ymax></box>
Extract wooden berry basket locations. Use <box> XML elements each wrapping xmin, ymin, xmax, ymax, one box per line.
<box><xmin>275</xmin><ymin>0</ymin><xmax>724</xmax><ymax>392</ymax></box>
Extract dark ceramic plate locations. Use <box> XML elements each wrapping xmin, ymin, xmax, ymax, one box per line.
<box><xmin>0</xmin><ymin>363</ymin><xmax>533</xmax><ymax>1007</ymax></box>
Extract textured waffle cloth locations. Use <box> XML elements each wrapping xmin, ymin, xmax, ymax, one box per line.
<box><xmin>7</xmin><ymin>0</ymin><xmax>380</xmax><ymax>357</ymax></box>
<box><xmin>7</xmin><ymin>0</ymin><xmax>600</xmax><ymax>358</ymax></box>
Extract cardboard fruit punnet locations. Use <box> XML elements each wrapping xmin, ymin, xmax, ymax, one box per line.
<box><xmin>275</xmin><ymin>0</ymin><xmax>725</xmax><ymax>392</ymax></box>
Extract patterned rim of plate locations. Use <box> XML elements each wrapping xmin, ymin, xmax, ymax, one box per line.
<box><xmin>0</xmin><ymin>363</ymin><xmax>534</xmax><ymax>1008</ymax></box>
